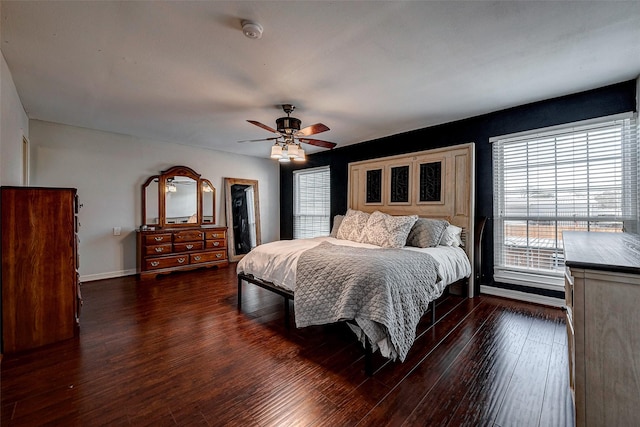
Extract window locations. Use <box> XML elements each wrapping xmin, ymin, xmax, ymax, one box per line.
<box><xmin>293</xmin><ymin>166</ymin><xmax>330</xmax><ymax>239</ymax></box>
<box><xmin>492</xmin><ymin>113</ymin><xmax>638</xmax><ymax>290</ymax></box>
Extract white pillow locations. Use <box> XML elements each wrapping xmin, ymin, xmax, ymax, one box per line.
<box><xmin>329</xmin><ymin>214</ymin><xmax>344</xmax><ymax>238</ymax></box>
<box><xmin>336</xmin><ymin>209</ymin><xmax>370</xmax><ymax>242</ymax></box>
<box><xmin>440</xmin><ymin>224</ymin><xmax>463</xmax><ymax>247</ymax></box>
<box><xmin>363</xmin><ymin>211</ymin><xmax>418</xmax><ymax>248</ymax></box>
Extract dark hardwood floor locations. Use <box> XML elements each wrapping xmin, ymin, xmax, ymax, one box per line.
<box><xmin>1</xmin><ymin>266</ymin><xmax>574</xmax><ymax>426</ymax></box>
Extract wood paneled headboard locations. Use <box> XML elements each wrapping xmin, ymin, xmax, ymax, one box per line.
<box><xmin>347</xmin><ymin>142</ymin><xmax>476</xmax><ymax>297</ymax></box>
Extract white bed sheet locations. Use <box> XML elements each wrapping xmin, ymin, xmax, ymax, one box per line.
<box><xmin>237</xmin><ymin>236</ymin><xmax>471</xmax><ymax>292</ymax></box>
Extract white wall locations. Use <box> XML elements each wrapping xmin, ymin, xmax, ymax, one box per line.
<box><xmin>0</xmin><ymin>51</ymin><xmax>29</xmax><ymax>186</ymax></box>
<box><xmin>29</xmin><ymin>120</ymin><xmax>280</xmax><ymax>281</ymax></box>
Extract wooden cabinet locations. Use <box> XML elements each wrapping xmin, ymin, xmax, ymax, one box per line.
<box><xmin>563</xmin><ymin>231</ymin><xmax>640</xmax><ymax>427</ymax></box>
<box><xmin>137</xmin><ymin>226</ymin><xmax>228</xmax><ymax>279</ymax></box>
<box><xmin>1</xmin><ymin>187</ymin><xmax>80</xmax><ymax>354</ymax></box>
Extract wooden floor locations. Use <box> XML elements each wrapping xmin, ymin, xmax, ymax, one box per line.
<box><xmin>1</xmin><ymin>266</ymin><xmax>574</xmax><ymax>426</ymax></box>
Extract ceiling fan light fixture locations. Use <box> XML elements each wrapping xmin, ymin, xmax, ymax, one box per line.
<box><xmin>294</xmin><ymin>146</ymin><xmax>305</xmax><ymax>162</ymax></box>
<box><xmin>270</xmin><ymin>143</ymin><xmax>283</xmax><ymax>159</ymax></box>
<box><xmin>286</xmin><ymin>143</ymin><xmax>299</xmax><ymax>158</ymax></box>
<box><xmin>244</xmin><ymin>104</ymin><xmax>333</xmax><ymax>161</ymax></box>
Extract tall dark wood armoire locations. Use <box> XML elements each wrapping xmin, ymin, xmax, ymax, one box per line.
<box><xmin>1</xmin><ymin>187</ymin><xmax>80</xmax><ymax>354</ymax></box>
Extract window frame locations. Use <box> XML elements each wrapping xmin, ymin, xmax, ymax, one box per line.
<box><xmin>491</xmin><ymin>112</ymin><xmax>638</xmax><ymax>290</ymax></box>
<box><xmin>293</xmin><ymin>166</ymin><xmax>331</xmax><ymax>239</ymax></box>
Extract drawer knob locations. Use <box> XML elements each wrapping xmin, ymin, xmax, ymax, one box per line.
<box><xmin>150</xmin><ymin>261</ymin><xmax>160</xmax><ymax>267</ymax></box>
<box><xmin>186</xmin><ymin>244</ymin><xmax>194</xmax><ymax>249</ymax></box>
<box><xmin>178</xmin><ymin>258</ymin><xmax>186</xmax><ymax>264</ymax></box>
<box><xmin>155</xmin><ymin>247</ymin><xmax>164</xmax><ymax>253</ymax></box>
<box><xmin>154</xmin><ymin>236</ymin><xmax>164</xmax><ymax>241</ymax></box>
<box><xmin>194</xmin><ymin>256</ymin><xmax>201</xmax><ymax>261</ymax></box>
<box><xmin>216</xmin><ymin>253</ymin><xmax>222</xmax><ymax>258</ymax></box>
<box><xmin>213</xmin><ymin>242</ymin><xmax>220</xmax><ymax>246</ymax></box>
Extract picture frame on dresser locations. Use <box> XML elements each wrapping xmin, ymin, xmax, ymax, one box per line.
<box><xmin>137</xmin><ymin>166</ymin><xmax>228</xmax><ymax>279</ymax></box>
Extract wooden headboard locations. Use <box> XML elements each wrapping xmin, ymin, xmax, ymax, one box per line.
<box><xmin>347</xmin><ymin>142</ymin><xmax>476</xmax><ymax>297</ymax></box>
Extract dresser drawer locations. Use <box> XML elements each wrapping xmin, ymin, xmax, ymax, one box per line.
<box><xmin>174</xmin><ymin>230</ymin><xmax>204</xmax><ymax>242</ymax></box>
<box><xmin>144</xmin><ymin>233</ymin><xmax>172</xmax><ymax>245</ymax></box>
<box><xmin>205</xmin><ymin>239</ymin><xmax>226</xmax><ymax>249</ymax></box>
<box><xmin>191</xmin><ymin>250</ymin><xmax>226</xmax><ymax>264</ymax></box>
<box><xmin>146</xmin><ymin>254</ymin><xmax>189</xmax><ymax>270</ymax></box>
<box><xmin>205</xmin><ymin>230</ymin><xmax>226</xmax><ymax>240</ymax></box>
<box><xmin>145</xmin><ymin>244</ymin><xmax>172</xmax><ymax>256</ymax></box>
<box><xmin>174</xmin><ymin>241</ymin><xmax>204</xmax><ymax>252</ymax></box>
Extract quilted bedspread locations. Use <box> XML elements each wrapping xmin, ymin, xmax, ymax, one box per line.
<box><xmin>295</xmin><ymin>241</ymin><xmax>441</xmax><ymax>361</ymax></box>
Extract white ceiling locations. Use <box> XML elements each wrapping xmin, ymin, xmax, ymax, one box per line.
<box><xmin>2</xmin><ymin>1</ymin><xmax>640</xmax><ymax>158</ymax></box>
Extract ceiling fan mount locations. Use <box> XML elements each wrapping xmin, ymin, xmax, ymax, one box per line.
<box><xmin>276</xmin><ymin>104</ymin><xmax>301</xmax><ymax>135</ymax></box>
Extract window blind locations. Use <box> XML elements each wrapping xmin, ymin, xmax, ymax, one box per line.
<box><xmin>492</xmin><ymin>113</ymin><xmax>638</xmax><ymax>290</ymax></box>
<box><xmin>293</xmin><ymin>166</ymin><xmax>330</xmax><ymax>239</ymax></box>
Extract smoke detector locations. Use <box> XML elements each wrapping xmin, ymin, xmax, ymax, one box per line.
<box><xmin>242</xmin><ymin>21</ymin><xmax>263</xmax><ymax>39</ymax></box>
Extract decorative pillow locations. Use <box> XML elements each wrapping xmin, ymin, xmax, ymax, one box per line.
<box><xmin>329</xmin><ymin>214</ymin><xmax>344</xmax><ymax>238</ymax></box>
<box><xmin>363</xmin><ymin>211</ymin><xmax>418</xmax><ymax>248</ymax></box>
<box><xmin>440</xmin><ymin>224</ymin><xmax>464</xmax><ymax>247</ymax></box>
<box><xmin>406</xmin><ymin>218</ymin><xmax>450</xmax><ymax>248</ymax></box>
<box><xmin>336</xmin><ymin>209</ymin><xmax>370</xmax><ymax>242</ymax></box>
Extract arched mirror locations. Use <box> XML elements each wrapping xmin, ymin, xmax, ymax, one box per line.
<box><xmin>224</xmin><ymin>178</ymin><xmax>261</xmax><ymax>262</ymax></box>
<box><xmin>141</xmin><ymin>166</ymin><xmax>216</xmax><ymax>228</ymax></box>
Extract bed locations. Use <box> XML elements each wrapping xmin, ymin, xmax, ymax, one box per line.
<box><xmin>237</xmin><ymin>143</ymin><xmax>476</xmax><ymax>374</ymax></box>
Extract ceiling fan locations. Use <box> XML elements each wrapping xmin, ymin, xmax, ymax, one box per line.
<box><xmin>239</xmin><ymin>104</ymin><xmax>337</xmax><ymax>162</ymax></box>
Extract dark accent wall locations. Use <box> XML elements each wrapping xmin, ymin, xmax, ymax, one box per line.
<box><xmin>280</xmin><ymin>80</ymin><xmax>637</xmax><ymax>296</ymax></box>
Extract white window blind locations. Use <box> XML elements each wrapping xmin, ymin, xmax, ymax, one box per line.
<box><xmin>492</xmin><ymin>113</ymin><xmax>638</xmax><ymax>290</ymax></box>
<box><xmin>293</xmin><ymin>166</ymin><xmax>330</xmax><ymax>239</ymax></box>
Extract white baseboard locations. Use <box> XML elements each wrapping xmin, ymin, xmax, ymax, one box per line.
<box><xmin>80</xmin><ymin>268</ymin><xmax>137</xmax><ymax>283</ymax></box>
<box><xmin>480</xmin><ymin>285</ymin><xmax>564</xmax><ymax>308</ymax></box>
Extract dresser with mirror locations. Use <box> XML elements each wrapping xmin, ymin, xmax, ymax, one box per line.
<box><xmin>137</xmin><ymin>166</ymin><xmax>228</xmax><ymax>279</ymax></box>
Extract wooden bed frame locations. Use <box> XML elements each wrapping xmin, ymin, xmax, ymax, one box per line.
<box><xmin>237</xmin><ymin>142</ymin><xmax>477</xmax><ymax>375</ymax></box>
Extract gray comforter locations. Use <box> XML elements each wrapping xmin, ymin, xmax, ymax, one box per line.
<box><xmin>295</xmin><ymin>241</ymin><xmax>441</xmax><ymax>361</ymax></box>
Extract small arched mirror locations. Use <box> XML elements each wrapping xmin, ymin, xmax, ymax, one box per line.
<box><xmin>143</xmin><ymin>176</ymin><xmax>160</xmax><ymax>225</ymax></box>
<box><xmin>201</xmin><ymin>179</ymin><xmax>215</xmax><ymax>224</ymax></box>
<box><xmin>224</xmin><ymin>178</ymin><xmax>261</xmax><ymax>262</ymax></box>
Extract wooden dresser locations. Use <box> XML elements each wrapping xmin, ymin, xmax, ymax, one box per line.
<box><xmin>1</xmin><ymin>187</ymin><xmax>80</xmax><ymax>354</ymax></box>
<box><xmin>563</xmin><ymin>231</ymin><xmax>640</xmax><ymax>426</ymax></box>
<box><xmin>137</xmin><ymin>226</ymin><xmax>228</xmax><ymax>279</ymax></box>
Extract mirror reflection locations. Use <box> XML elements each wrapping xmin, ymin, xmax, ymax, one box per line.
<box><xmin>144</xmin><ymin>177</ymin><xmax>160</xmax><ymax>225</ymax></box>
<box><xmin>202</xmin><ymin>179</ymin><xmax>215</xmax><ymax>224</ymax></box>
<box><xmin>165</xmin><ymin>176</ymin><xmax>198</xmax><ymax>224</ymax></box>
<box><xmin>225</xmin><ymin>178</ymin><xmax>261</xmax><ymax>262</ymax></box>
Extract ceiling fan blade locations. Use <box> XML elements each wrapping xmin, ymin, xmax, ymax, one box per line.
<box><xmin>247</xmin><ymin>120</ymin><xmax>279</xmax><ymax>134</ymax></box>
<box><xmin>237</xmin><ymin>137</ymin><xmax>280</xmax><ymax>143</ymax></box>
<box><xmin>296</xmin><ymin>123</ymin><xmax>330</xmax><ymax>137</ymax></box>
<box><xmin>298</xmin><ymin>138</ymin><xmax>337</xmax><ymax>149</ymax></box>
